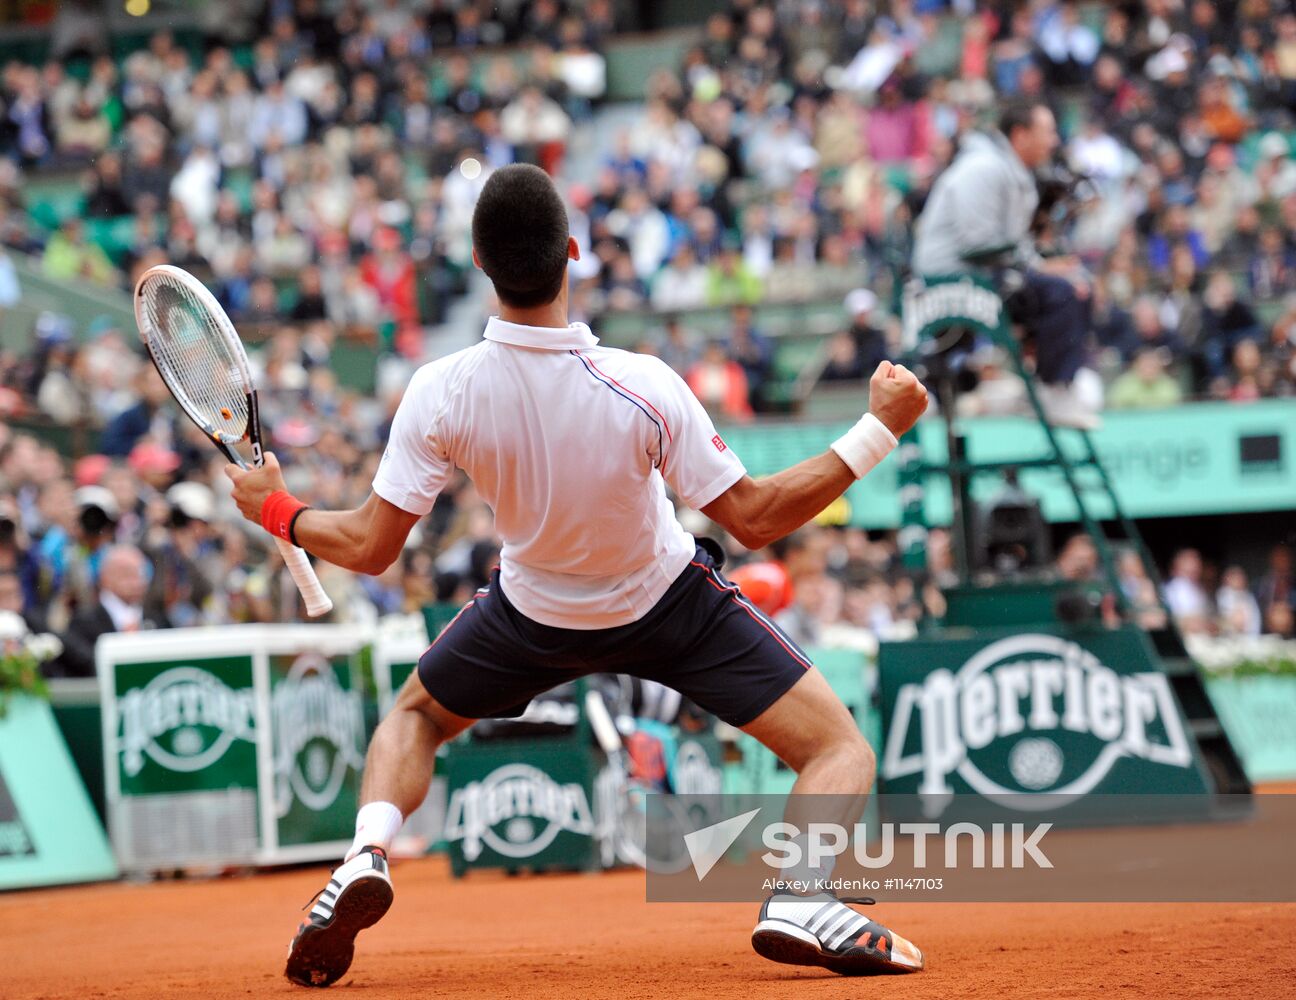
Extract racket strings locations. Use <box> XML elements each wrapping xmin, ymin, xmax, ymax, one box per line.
<box><xmin>142</xmin><ymin>276</ymin><xmax>249</xmax><ymax>438</ymax></box>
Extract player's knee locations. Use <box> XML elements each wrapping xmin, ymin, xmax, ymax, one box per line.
<box><xmin>829</xmin><ymin>731</ymin><xmax>876</xmax><ymax>786</ymax></box>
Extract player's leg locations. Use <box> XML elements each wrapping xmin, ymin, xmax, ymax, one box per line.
<box><xmin>742</xmin><ymin>666</ymin><xmax>874</xmax><ymax>798</ymax></box>
<box><xmin>740</xmin><ymin>671</ymin><xmax>923</xmax><ymax>973</ymax></box>
<box><xmin>353</xmin><ymin>670</ymin><xmax>476</xmax><ymax>852</ymax></box>
<box><xmin>288</xmin><ymin>582</ymin><xmax>523</xmax><ymax>989</ymax></box>
<box><xmin>623</xmin><ymin>548</ymin><xmax>923</xmax><ymax>975</ymax></box>
<box><xmin>285</xmin><ymin>672</ymin><xmax>477</xmax><ymax>989</ymax></box>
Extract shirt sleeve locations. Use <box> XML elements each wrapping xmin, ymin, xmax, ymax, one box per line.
<box><xmin>651</xmin><ymin>361</ymin><xmax>747</xmax><ymax>509</ymax></box>
<box><xmin>371</xmin><ymin>366</ymin><xmax>454</xmax><ymax>516</ymax></box>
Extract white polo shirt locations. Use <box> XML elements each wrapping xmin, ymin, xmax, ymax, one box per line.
<box><xmin>372</xmin><ymin>317</ymin><xmax>747</xmax><ymax>629</ymax></box>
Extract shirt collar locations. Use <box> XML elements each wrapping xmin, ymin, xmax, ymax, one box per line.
<box><xmin>100</xmin><ymin>590</ymin><xmax>142</xmax><ymax>631</ymax></box>
<box><xmin>483</xmin><ymin>316</ymin><xmax>598</xmax><ymax>351</ymax></box>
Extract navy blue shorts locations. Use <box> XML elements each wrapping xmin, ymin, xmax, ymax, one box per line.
<box><xmin>417</xmin><ymin>543</ymin><xmax>813</xmax><ymax>728</ymax></box>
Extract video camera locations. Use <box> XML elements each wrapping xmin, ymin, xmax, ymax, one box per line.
<box><xmin>1032</xmin><ymin>160</ymin><xmax>1096</xmax><ymax>238</ymax></box>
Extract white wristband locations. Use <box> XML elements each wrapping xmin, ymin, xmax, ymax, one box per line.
<box><xmin>830</xmin><ymin>413</ymin><xmax>898</xmax><ymax>479</ymax></box>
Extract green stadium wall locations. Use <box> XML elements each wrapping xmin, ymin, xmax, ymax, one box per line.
<box><xmin>720</xmin><ymin>398</ymin><xmax>1296</xmax><ymax>529</ymax></box>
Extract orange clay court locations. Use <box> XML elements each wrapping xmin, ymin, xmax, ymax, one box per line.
<box><xmin>3</xmin><ymin>853</ymin><xmax>1294</xmax><ymax>1000</ymax></box>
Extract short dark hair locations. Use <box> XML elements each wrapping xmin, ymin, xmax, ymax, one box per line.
<box><xmin>998</xmin><ymin>100</ymin><xmax>1045</xmax><ymax>140</ymax></box>
<box><xmin>472</xmin><ymin>164</ymin><xmax>570</xmax><ymax>308</ymax></box>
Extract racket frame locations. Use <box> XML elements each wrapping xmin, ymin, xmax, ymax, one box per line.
<box><xmin>132</xmin><ymin>263</ymin><xmax>332</xmax><ymax>617</ymax></box>
<box><xmin>133</xmin><ymin>264</ymin><xmax>264</xmax><ymax>468</ymax></box>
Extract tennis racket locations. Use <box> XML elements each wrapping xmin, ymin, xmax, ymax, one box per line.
<box><xmin>133</xmin><ymin>264</ymin><xmax>333</xmax><ymax>618</ymax></box>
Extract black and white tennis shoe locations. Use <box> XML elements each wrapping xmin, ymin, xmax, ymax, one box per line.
<box><xmin>285</xmin><ymin>846</ymin><xmax>393</xmax><ymax>988</ymax></box>
<box><xmin>752</xmin><ymin>891</ymin><xmax>925</xmax><ymax>975</ymax></box>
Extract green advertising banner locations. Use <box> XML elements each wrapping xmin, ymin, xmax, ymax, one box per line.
<box><xmin>113</xmin><ymin>656</ymin><xmax>259</xmax><ymax>797</ymax></box>
<box><xmin>99</xmin><ymin>625</ymin><xmax>372</xmax><ymax>873</ymax></box>
<box><xmin>442</xmin><ymin>721</ymin><xmax>727</xmax><ymax>875</ymax></box>
<box><xmin>270</xmin><ymin>650</ymin><xmax>365</xmax><ymax>848</ymax></box>
<box><xmin>103</xmin><ymin>648</ymin><xmax>262</xmax><ymax>872</ymax></box>
<box><xmin>443</xmin><ymin>742</ymin><xmax>601</xmax><ymax>875</ymax></box>
<box><xmin>722</xmin><ymin>399</ymin><xmax>1296</xmax><ymax>528</ymax></box>
<box><xmin>877</xmin><ymin>626</ymin><xmax>1213</xmax><ymax>803</ymax></box>
<box><xmin>0</xmin><ymin>695</ymin><xmax>117</xmax><ymax>889</ymax></box>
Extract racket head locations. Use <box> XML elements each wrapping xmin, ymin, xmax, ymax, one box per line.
<box><xmin>134</xmin><ymin>264</ymin><xmax>256</xmax><ymax>463</ymax></box>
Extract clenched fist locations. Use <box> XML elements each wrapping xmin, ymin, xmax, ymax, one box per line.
<box><xmin>868</xmin><ymin>361</ymin><xmax>929</xmax><ymax>438</ymax></box>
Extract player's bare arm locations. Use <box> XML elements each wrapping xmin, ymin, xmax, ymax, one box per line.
<box><xmin>703</xmin><ymin>360</ymin><xmax>928</xmax><ymax>550</ymax></box>
<box><xmin>225</xmin><ymin>454</ymin><xmax>419</xmax><ymax>575</ymax></box>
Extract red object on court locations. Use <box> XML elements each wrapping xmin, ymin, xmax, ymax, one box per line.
<box><xmin>727</xmin><ymin>560</ymin><xmax>793</xmax><ymax>616</ymax></box>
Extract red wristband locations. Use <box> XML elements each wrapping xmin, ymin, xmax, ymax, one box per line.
<box><xmin>261</xmin><ymin>490</ymin><xmax>308</xmax><ymax>542</ymax></box>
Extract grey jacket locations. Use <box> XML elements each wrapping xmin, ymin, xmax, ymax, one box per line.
<box><xmin>911</xmin><ymin>130</ymin><xmax>1042</xmax><ymax>275</ymax></box>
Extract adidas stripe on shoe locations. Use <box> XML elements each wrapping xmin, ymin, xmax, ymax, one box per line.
<box><xmin>751</xmin><ymin>892</ymin><xmax>924</xmax><ymax>975</ymax></box>
<box><xmin>285</xmin><ymin>846</ymin><xmax>393</xmax><ymax>988</ymax></box>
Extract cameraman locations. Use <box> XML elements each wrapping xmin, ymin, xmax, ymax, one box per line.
<box><xmin>912</xmin><ymin>101</ymin><xmax>1097</xmax><ymax>427</ymax></box>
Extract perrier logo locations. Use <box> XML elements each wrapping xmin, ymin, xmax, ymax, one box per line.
<box><xmin>273</xmin><ymin>652</ymin><xmax>364</xmax><ymax>816</ymax></box>
<box><xmin>445</xmin><ymin>763</ymin><xmax>594</xmax><ymax>861</ymax></box>
<box><xmin>882</xmin><ymin>634</ymin><xmax>1193</xmax><ymax>804</ymax></box>
<box><xmin>118</xmin><ymin>666</ymin><xmax>257</xmax><ymax>776</ymax></box>
<box><xmin>902</xmin><ymin>277</ymin><xmax>1003</xmax><ymax>348</ymax></box>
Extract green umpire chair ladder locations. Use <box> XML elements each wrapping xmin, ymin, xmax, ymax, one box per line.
<box><xmin>887</xmin><ymin>273</ymin><xmax>1251</xmax><ymax>802</ymax></box>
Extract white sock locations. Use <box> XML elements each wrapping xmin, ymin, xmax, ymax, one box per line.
<box><xmin>346</xmin><ymin>801</ymin><xmax>403</xmax><ymax>861</ymax></box>
<box><xmin>784</xmin><ymin>832</ymin><xmax>838</xmax><ymax>894</ymax></box>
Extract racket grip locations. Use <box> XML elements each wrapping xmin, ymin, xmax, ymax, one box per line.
<box><xmin>274</xmin><ymin>537</ymin><xmax>334</xmax><ymax>617</ymax></box>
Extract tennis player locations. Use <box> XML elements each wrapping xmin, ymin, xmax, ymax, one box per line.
<box><xmin>227</xmin><ymin>164</ymin><xmax>929</xmax><ymax>988</ymax></box>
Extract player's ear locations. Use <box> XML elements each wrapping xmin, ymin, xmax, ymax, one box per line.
<box><xmin>568</xmin><ymin>236</ymin><xmax>580</xmax><ymax>261</ymax></box>
<box><xmin>471</xmin><ymin>247</ymin><xmax>482</xmax><ymax>270</ymax></box>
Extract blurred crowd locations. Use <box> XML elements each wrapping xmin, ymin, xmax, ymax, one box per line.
<box><xmin>567</xmin><ymin>0</ymin><xmax>1296</xmax><ymax>414</ymax></box>
<box><xmin>2</xmin><ymin>0</ymin><xmax>1296</xmax><ymax>671</ymax></box>
<box><xmin>1052</xmin><ymin>532</ymin><xmax>1296</xmax><ymax>638</ymax></box>
<box><xmin>0</xmin><ymin>0</ymin><xmax>614</xmax><ymax>355</ymax></box>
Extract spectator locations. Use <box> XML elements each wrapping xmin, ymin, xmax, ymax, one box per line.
<box><xmin>864</xmin><ymin>76</ymin><xmax>929</xmax><ymax>166</ymax></box>
<box><xmin>57</xmin><ymin>93</ymin><xmax>111</xmax><ymax>159</ymax></box>
<box><xmin>99</xmin><ymin>366</ymin><xmax>180</xmax><ymax>458</ymax></box>
<box><xmin>1164</xmin><ymin>548</ymin><xmax>1212</xmax><ymax>634</ymax></box>
<box><xmin>1107</xmin><ymin>348</ymin><xmax>1183</xmax><ymax>409</ymax></box>
<box><xmin>843</xmin><ymin>289</ymin><xmax>891</xmax><ymax>377</ymax></box>
<box><xmin>1256</xmin><ymin>544</ymin><xmax>1296</xmax><ymax>629</ymax></box>
<box><xmin>657</xmin><ymin>315</ymin><xmax>698</xmax><ymax>374</ymax></box>
<box><xmin>705</xmin><ymin>241</ymin><xmax>763</xmax><ymax>307</ymax></box>
<box><xmin>1129</xmin><ymin>295</ymin><xmax>1189</xmax><ymax>363</ymax></box>
<box><xmin>1225</xmin><ymin>338</ymin><xmax>1266</xmax><ymax>402</ymax></box>
<box><xmin>725</xmin><ymin>305</ymin><xmax>774</xmax><ymax>411</ymax></box>
<box><xmin>41</xmin><ymin>218</ymin><xmax>118</xmax><ymax>286</ymax></box>
<box><xmin>1217</xmin><ymin>565</ymin><xmax>1262</xmax><ymax>636</ymax></box>
<box><xmin>83</xmin><ymin>151</ymin><xmax>133</xmax><ymax>218</ymax></box>
<box><xmin>1200</xmin><ymin>272</ymin><xmax>1263</xmax><ymax>379</ymax></box>
<box><xmin>0</xmin><ymin>568</ymin><xmax>44</xmax><ymax>634</ymax></box>
<box><xmin>145</xmin><ymin>483</ymin><xmax>216</xmax><ymax>628</ymax></box>
<box><xmin>650</xmin><ymin>245</ymin><xmax>709</xmax><ymax>313</ymax></box>
<box><xmin>1035</xmin><ymin>1</ymin><xmax>1100</xmax><ymax>88</ymax></box>
<box><xmin>48</xmin><ymin>544</ymin><xmax>166</xmax><ymax>677</ymax></box>
<box><xmin>819</xmin><ymin>331</ymin><xmax>868</xmax><ymax>383</ymax></box>
<box><xmin>499</xmin><ymin>85</ymin><xmax>571</xmax><ymax>176</ymax></box>
<box><xmin>249</xmin><ymin>77</ymin><xmax>308</xmax><ymax>150</ymax></box>
<box><xmin>685</xmin><ymin>340</ymin><xmax>753</xmax><ymax>423</ymax></box>
<box><xmin>1254</xmin><ymin>132</ymin><xmax>1296</xmax><ymax>202</ymax></box>
<box><xmin>1248</xmin><ymin>226</ymin><xmax>1296</xmax><ymax>301</ymax></box>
